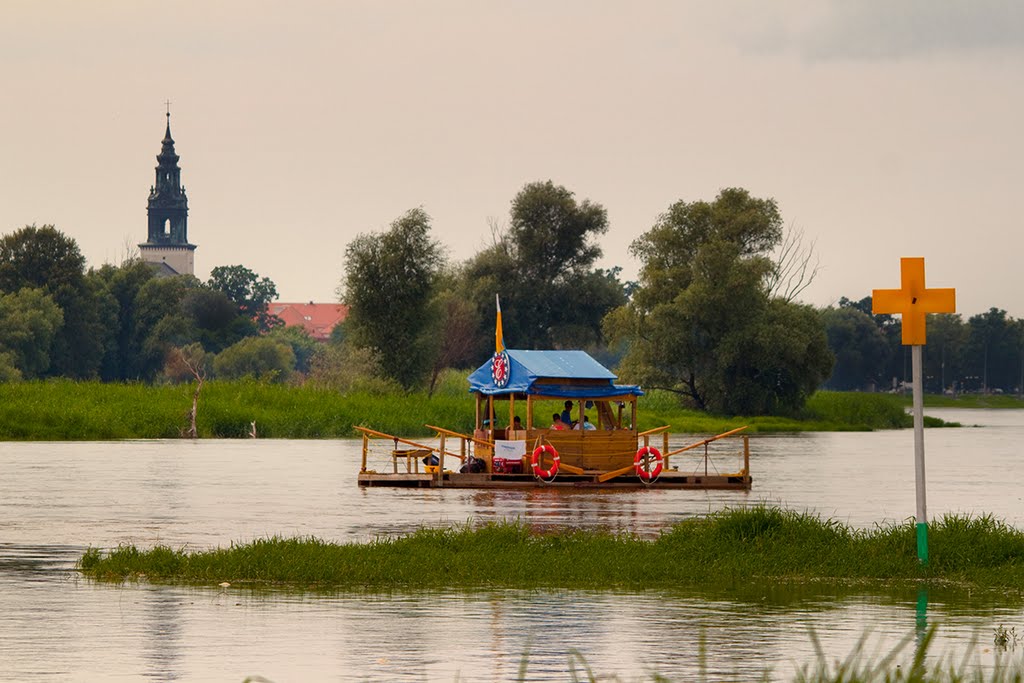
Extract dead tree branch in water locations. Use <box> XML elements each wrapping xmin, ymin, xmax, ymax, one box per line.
<box><xmin>175</xmin><ymin>347</ymin><xmax>206</xmax><ymax>439</ymax></box>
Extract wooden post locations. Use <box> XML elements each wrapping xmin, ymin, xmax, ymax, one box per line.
<box><xmin>743</xmin><ymin>435</ymin><xmax>750</xmax><ymax>476</ymax></box>
<box><xmin>361</xmin><ymin>433</ymin><xmax>368</xmax><ymax>472</ymax></box>
<box><xmin>488</xmin><ymin>396</ymin><xmax>495</xmax><ymax>441</ymax></box>
<box><xmin>662</xmin><ymin>431</ymin><xmax>669</xmax><ymax>455</ymax></box>
<box><xmin>526</xmin><ymin>395</ymin><xmax>534</xmax><ymax>431</ymax></box>
<box><xmin>509</xmin><ymin>395</ymin><xmax>515</xmax><ymax>432</ymax></box>
<box><xmin>438</xmin><ymin>433</ymin><xmax>446</xmax><ymax>487</ymax></box>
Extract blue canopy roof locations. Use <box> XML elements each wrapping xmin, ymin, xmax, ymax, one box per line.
<box><xmin>468</xmin><ymin>349</ymin><xmax>643</xmax><ymax>397</ymax></box>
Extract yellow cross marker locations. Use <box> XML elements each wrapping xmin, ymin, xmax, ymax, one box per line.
<box><xmin>872</xmin><ymin>257</ymin><xmax>956</xmax><ymax>346</ymax></box>
<box><xmin>872</xmin><ymin>256</ymin><xmax>956</xmax><ymax>566</ymax></box>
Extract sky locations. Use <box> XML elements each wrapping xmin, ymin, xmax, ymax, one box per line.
<box><xmin>2</xmin><ymin>1</ymin><xmax>1022</xmax><ymax>317</ymax></box>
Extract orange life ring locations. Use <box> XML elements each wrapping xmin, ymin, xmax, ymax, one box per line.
<box><xmin>531</xmin><ymin>444</ymin><xmax>560</xmax><ymax>480</ymax></box>
<box><xmin>634</xmin><ymin>446</ymin><xmax>663</xmax><ymax>481</ymax></box>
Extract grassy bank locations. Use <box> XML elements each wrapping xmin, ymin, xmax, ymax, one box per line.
<box><xmin>79</xmin><ymin>506</ymin><xmax>1024</xmax><ymax>590</ymax></box>
<box><xmin>0</xmin><ymin>379</ymin><xmax>961</xmax><ymax>440</ymax></box>
<box><xmin>896</xmin><ymin>392</ymin><xmax>1024</xmax><ymax>410</ymax></box>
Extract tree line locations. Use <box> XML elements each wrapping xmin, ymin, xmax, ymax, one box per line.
<box><xmin>12</xmin><ymin>182</ymin><xmax>1004</xmax><ymax>414</ymax></box>
<box><xmin>822</xmin><ymin>297</ymin><xmax>1023</xmax><ymax>395</ymax></box>
<box><xmin>0</xmin><ymin>224</ymin><xmax>304</xmax><ymax>384</ymax></box>
<box><xmin>341</xmin><ymin>182</ymin><xmax>834</xmax><ymax>415</ymax></box>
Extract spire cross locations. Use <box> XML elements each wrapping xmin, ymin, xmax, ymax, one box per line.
<box><xmin>164</xmin><ymin>99</ymin><xmax>171</xmax><ymax>116</ymax></box>
<box><xmin>872</xmin><ymin>257</ymin><xmax>955</xmax><ymax>345</ymax></box>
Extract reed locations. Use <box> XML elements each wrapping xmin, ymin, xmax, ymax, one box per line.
<box><xmin>510</xmin><ymin>627</ymin><xmax>1024</xmax><ymax>683</ymax></box>
<box><xmin>78</xmin><ymin>506</ymin><xmax>1024</xmax><ymax>590</ymax></box>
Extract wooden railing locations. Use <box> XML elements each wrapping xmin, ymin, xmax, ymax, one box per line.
<box><xmin>597</xmin><ymin>425</ymin><xmax>749</xmax><ymax>483</ymax></box>
<box><xmin>354</xmin><ymin>425</ymin><xmax>495</xmax><ymax>486</ymax></box>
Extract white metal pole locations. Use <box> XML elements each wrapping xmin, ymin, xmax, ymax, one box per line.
<box><xmin>912</xmin><ymin>344</ymin><xmax>928</xmax><ymax>564</ymax></box>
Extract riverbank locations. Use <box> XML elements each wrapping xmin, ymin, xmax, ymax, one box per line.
<box><xmin>79</xmin><ymin>506</ymin><xmax>1024</xmax><ymax>591</ymax></box>
<box><xmin>0</xmin><ymin>380</ymin><xmax>968</xmax><ymax>440</ymax></box>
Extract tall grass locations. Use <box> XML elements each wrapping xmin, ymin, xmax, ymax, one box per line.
<box><xmin>0</xmin><ymin>380</ymin><xmax>476</xmax><ymax>439</ymax></box>
<box><xmin>79</xmin><ymin>506</ymin><xmax>1024</xmax><ymax>590</ymax></box>
<box><xmin>804</xmin><ymin>391</ymin><xmax>913</xmax><ymax>430</ymax></box>
<box><xmin>0</xmin><ymin>382</ymin><xmax>958</xmax><ymax>440</ymax></box>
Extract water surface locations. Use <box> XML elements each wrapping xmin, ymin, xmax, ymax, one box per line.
<box><xmin>1</xmin><ymin>408</ymin><xmax>1022</xmax><ymax>680</ymax></box>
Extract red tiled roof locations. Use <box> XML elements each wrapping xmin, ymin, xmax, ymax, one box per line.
<box><xmin>268</xmin><ymin>302</ymin><xmax>348</xmax><ymax>341</ymax></box>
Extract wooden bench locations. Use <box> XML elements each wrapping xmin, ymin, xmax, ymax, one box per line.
<box><xmin>391</xmin><ymin>448</ymin><xmax>433</xmax><ymax>474</ymax></box>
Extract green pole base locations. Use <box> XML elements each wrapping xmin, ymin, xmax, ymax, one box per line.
<box><xmin>916</xmin><ymin>522</ymin><xmax>929</xmax><ymax>566</ymax></box>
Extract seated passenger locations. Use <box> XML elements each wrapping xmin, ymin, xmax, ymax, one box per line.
<box><xmin>574</xmin><ymin>415</ymin><xmax>597</xmax><ymax>431</ymax></box>
<box><xmin>560</xmin><ymin>400</ymin><xmax>574</xmax><ymax>427</ymax></box>
<box><xmin>550</xmin><ymin>413</ymin><xmax>568</xmax><ymax>430</ymax></box>
<box><xmin>512</xmin><ymin>416</ymin><xmax>522</xmax><ymax>431</ymax></box>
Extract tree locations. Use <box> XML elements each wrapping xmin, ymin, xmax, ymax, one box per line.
<box><xmin>821</xmin><ymin>306</ymin><xmax>890</xmax><ymax>391</ymax></box>
<box><xmin>340</xmin><ymin>207</ymin><xmax>443</xmax><ymax>389</ymax></box>
<box><xmin>180</xmin><ymin>288</ymin><xmax>253</xmax><ymax>352</ymax></box>
<box><xmin>307</xmin><ymin>343</ymin><xmax>399</xmax><ymax>393</ymax></box>
<box><xmin>965</xmin><ymin>308</ymin><xmax>1020</xmax><ymax>393</ymax></box>
<box><xmin>213</xmin><ymin>336</ymin><xmax>296</xmax><ymax>383</ymax></box>
<box><xmin>462</xmin><ymin>181</ymin><xmax>625</xmax><ymax>354</ymax></box>
<box><xmin>923</xmin><ymin>313</ymin><xmax>968</xmax><ymax>394</ymax></box>
<box><xmin>207</xmin><ymin>265</ymin><xmax>281</xmax><ymax>331</ymax></box>
<box><xmin>719</xmin><ymin>300</ymin><xmax>833</xmax><ymax>415</ymax></box>
<box><xmin>130</xmin><ymin>275</ymin><xmax>205</xmax><ymax>379</ymax></box>
<box><xmin>0</xmin><ymin>288</ymin><xmax>64</xmax><ymax>378</ymax></box>
<box><xmin>266</xmin><ymin>325</ymin><xmax>320</xmax><ymax>375</ymax></box>
<box><xmin>88</xmin><ymin>259</ymin><xmax>154</xmax><ymax>381</ymax></box>
<box><xmin>0</xmin><ymin>225</ymin><xmax>106</xmax><ymax>378</ymax></box>
<box><xmin>423</xmin><ymin>270</ymin><xmax>480</xmax><ymax>396</ymax></box>
<box><xmin>0</xmin><ymin>224</ymin><xmax>86</xmax><ymax>293</ymax></box>
<box><xmin>0</xmin><ymin>352</ymin><xmax>21</xmax><ymax>382</ymax></box>
<box><xmin>606</xmin><ymin>188</ymin><xmax>832</xmax><ymax>415</ymax></box>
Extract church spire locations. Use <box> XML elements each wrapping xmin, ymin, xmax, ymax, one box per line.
<box><xmin>140</xmin><ymin>107</ymin><xmax>196</xmax><ymax>276</ymax></box>
<box><xmin>158</xmin><ymin>111</ymin><xmax>179</xmax><ymax>166</ymax></box>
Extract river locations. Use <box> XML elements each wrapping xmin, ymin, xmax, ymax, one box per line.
<box><xmin>1</xmin><ymin>408</ymin><xmax>1022</xmax><ymax>681</ymax></box>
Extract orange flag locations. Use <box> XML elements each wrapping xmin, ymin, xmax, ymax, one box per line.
<box><xmin>495</xmin><ymin>294</ymin><xmax>505</xmax><ymax>353</ymax></box>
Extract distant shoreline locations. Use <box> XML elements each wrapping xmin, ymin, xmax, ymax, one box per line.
<box><xmin>0</xmin><ymin>381</ymin><xmax>1006</xmax><ymax>441</ymax></box>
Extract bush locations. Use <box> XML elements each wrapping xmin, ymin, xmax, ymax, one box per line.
<box><xmin>213</xmin><ymin>337</ymin><xmax>295</xmax><ymax>383</ymax></box>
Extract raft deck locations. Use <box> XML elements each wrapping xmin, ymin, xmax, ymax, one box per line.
<box><xmin>357</xmin><ymin>470</ymin><xmax>751</xmax><ymax>489</ymax></box>
<box><xmin>354</xmin><ymin>425</ymin><xmax>752</xmax><ymax>490</ymax></box>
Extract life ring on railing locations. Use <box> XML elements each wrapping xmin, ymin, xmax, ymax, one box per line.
<box><xmin>531</xmin><ymin>444</ymin><xmax>560</xmax><ymax>480</ymax></box>
<box><xmin>634</xmin><ymin>446</ymin><xmax>664</xmax><ymax>481</ymax></box>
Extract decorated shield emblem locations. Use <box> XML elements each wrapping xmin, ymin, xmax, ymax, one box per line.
<box><xmin>491</xmin><ymin>350</ymin><xmax>510</xmax><ymax>388</ymax></box>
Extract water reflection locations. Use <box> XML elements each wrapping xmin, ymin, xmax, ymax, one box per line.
<box><xmin>143</xmin><ymin>587</ymin><xmax>184</xmax><ymax>681</ymax></box>
<box><xmin>67</xmin><ymin>580</ymin><xmax>1020</xmax><ymax>682</ymax></box>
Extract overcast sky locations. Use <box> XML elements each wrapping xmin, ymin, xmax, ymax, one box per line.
<box><xmin>2</xmin><ymin>1</ymin><xmax>1022</xmax><ymax>317</ymax></box>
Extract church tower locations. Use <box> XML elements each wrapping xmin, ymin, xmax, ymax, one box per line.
<box><xmin>139</xmin><ymin>111</ymin><xmax>196</xmax><ymax>275</ymax></box>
